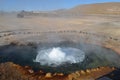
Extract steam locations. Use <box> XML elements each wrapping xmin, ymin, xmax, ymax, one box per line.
<box><xmin>34</xmin><ymin>47</ymin><xmax>85</xmax><ymax>67</ymax></box>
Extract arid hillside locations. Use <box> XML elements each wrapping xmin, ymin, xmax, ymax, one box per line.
<box><xmin>57</xmin><ymin>2</ymin><xmax>120</xmax><ymax>15</ymax></box>
<box><xmin>15</xmin><ymin>2</ymin><xmax>120</xmax><ymax>17</ymax></box>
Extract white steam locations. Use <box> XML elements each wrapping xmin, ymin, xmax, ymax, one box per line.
<box><xmin>34</xmin><ymin>47</ymin><xmax>85</xmax><ymax>67</ymax></box>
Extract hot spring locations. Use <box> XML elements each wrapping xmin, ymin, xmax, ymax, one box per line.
<box><xmin>0</xmin><ymin>42</ymin><xmax>120</xmax><ymax>74</ymax></box>
<box><xmin>34</xmin><ymin>47</ymin><xmax>85</xmax><ymax>67</ymax></box>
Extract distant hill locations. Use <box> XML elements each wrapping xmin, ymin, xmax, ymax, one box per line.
<box><xmin>56</xmin><ymin>2</ymin><xmax>120</xmax><ymax>15</ymax></box>
<box><xmin>16</xmin><ymin>2</ymin><xmax>120</xmax><ymax>18</ymax></box>
<box><xmin>70</xmin><ymin>2</ymin><xmax>120</xmax><ymax>15</ymax></box>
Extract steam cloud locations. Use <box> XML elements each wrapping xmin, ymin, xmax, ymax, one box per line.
<box><xmin>34</xmin><ymin>47</ymin><xmax>85</xmax><ymax>67</ymax></box>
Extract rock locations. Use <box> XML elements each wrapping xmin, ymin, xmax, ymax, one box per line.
<box><xmin>68</xmin><ymin>72</ymin><xmax>80</xmax><ymax>80</ymax></box>
<box><xmin>96</xmin><ymin>68</ymin><xmax>100</xmax><ymax>71</ymax></box>
<box><xmin>80</xmin><ymin>70</ymin><xmax>86</xmax><ymax>75</ymax></box>
<box><xmin>75</xmin><ymin>71</ymin><xmax>80</xmax><ymax>76</ymax></box>
<box><xmin>39</xmin><ymin>70</ymin><xmax>44</xmax><ymax>73</ymax></box>
<box><xmin>86</xmin><ymin>69</ymin><xmax>91</xmax><ymax>74</ymax></box>
<box><xmin>45</xmin><ymin>73</ymin><xmax>52</xmax><ymax>78</ymax></box>
<box><xmin>56</xmin><ymin>73</ymin><xmax>64</xmax><ymax>76</ymax></box>
<box><xmin>28</xmin><ymin>69</ymin><xmax>34</xmax><ymax>74</ymax></box>
<box><xmin>91</xmin><ymin>68</ymin><xmax>97</xmax><ymax>72</ymax></box>
<box><xmin>68</xmin><ymin>75</ymin><xmax>74</xmax><ymax>80</ymax></box>
<box><xmin>53</xmin><ymin>73</ymin><xmax>57</xmax><ymax>76</ymax></box>
<box><xmin>112</xmin><ymin>67</ymin><xmax>115</xmax><ymax>70</ymax></box>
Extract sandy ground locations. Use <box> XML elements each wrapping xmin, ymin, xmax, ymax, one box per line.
<box><xmin>0</xmin><ymin>14</ymin><xmax>120</xmax><ymax>54</ymax></box>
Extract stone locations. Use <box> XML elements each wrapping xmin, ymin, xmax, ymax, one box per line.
<box><xmin>86</xmin><ymin>69</ymin><xmax>91</xmax><ymax>74</ymax></box>
<box><xmin>56</xmin><ymin>73</ymin><xmax>64</xmax><ymax>76</ymax></box>
<box><xmin>80</xmin><ymin>70</ymin><xmax>86</xmax><ymax>75</ymax></box>
<box><xmin>45</xmin><ymin>73</ymin><xmax>52</xmax><ymax>78</ymax></box>
<box><xmin>28</xmin><ymin>69</ymin><xmax>34</xmax><ymax>74</ymax></box>
<box><xmin>75</xmin><ymin>71</ymin><xmax>80</xmax><ymax>76</ymax></box>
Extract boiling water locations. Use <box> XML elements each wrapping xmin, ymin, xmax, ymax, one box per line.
<box><xmin>34</xmin><ymin>47</ymin><xmax>85</xmax><ymax>67</ymax></box>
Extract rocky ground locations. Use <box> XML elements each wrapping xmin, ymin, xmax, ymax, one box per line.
<box><xmin>0</xmin><ymin>62</ymin><xmax>115</xmax><ymax>80</ymax></box>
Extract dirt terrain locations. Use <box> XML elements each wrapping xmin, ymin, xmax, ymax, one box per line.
<box><xmin>0</xmin><ymin>13</ymin><xmax>120</xmax><ymax>54</ymax></box>
<box><xmin>0</xmin><ymin>2</ymin><xmax>120</xmax><ymax>80</ymax></box>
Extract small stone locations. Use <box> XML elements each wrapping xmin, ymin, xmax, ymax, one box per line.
<box><xmin>86</xmin><ymin>69</ymin><xmax>91</xmax><ymax>74</ymax></box>
<box><xmin>57</xmin><ymin>73</ymin><xmax>64</xmax><ymax>76</ymax></box>
<box><xmin>28</xmin><ymin>69</ymin><xmax>34</xmax><ymax>74</ymax></box>
<box><xmin>68</xmin><ymin>74</ymin><xmax>74</xmax><ymax>80</ymax></box>
<box><xmin>96</xmin><ymin>68</ymin><xmax>100</xmax><ymax>71</ymax></box>
<box><xmin>75</xmin><ymin>71</ymin><xmax>80</xmax><ymax>76</ymax></box>
<box><xmin>91</xmin><ymin>68</ymin><xmax>96</xmax><ymax>71</ymax></box>
<box><xmin>80</xmin><ymin>70</ymin><xmax>86</xmax><ymax>75</ymax></box>
<box><xmin>45</xmin><ymin>73</ymin><xmax>52</xmax><ymax>78</ymax></box>
<box><xmin>112</xmin><ymin>67</ymin><xmax>115</xmax><ymax>70</ymax></box>
<box><xmin>25</xmin><ymin>66</ymin><xmax>29</xmax><ymax>69</ymax></box>
<box><xmin>53</xmin><ymin>73</ymin><xmax>57</xmax><ymax>76</ymax></box>
<box><xmin>39</xmin><ymin>70</ymin><xmax>44</xmax><ymax>73</ymax></box>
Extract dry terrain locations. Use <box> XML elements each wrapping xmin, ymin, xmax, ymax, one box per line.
<box><xmin>0</xmin><ymin>12</ymin><xmax>120</xmax><ymax>54</ymax></box>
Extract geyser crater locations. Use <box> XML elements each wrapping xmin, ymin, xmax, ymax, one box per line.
<box><xmin>34</xmin><ymin>47</ymin><xmax>85</xmax><ymax>67</ymax></box>
<box><xmin>0</xmin><ymin>42</ymin><xmax>120</xmax><ymax>73</ymax></box>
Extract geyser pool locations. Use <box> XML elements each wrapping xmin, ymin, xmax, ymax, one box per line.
<box><xmin>0</xmin><ymin>42</ymin><xmax>120</xmax><ymax>73</ymax></box>
<box><xmin>34</xmin><ymin>47</ymin><xmax>85</xmax><ymax>66</ymax></box>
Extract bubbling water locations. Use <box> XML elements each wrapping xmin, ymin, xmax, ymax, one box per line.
<box><xmin>34</xmin><ymin>47</ymin><xmax>85</xmax><ymax>67</ymax></box>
